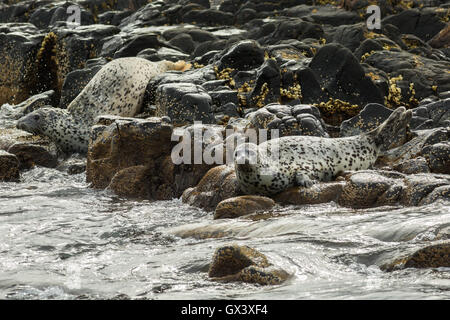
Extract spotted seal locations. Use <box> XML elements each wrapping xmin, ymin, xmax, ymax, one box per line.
<box><xmin>16</xmin><ymin>57</ymin><xmax>190</xmax><ymax>153</ymax></box>
<box><xmin>234</xmin><ymin>107</ymin><xmax>412</xmax><ymax>196</ymax></box>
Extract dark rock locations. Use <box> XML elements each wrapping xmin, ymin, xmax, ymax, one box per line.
<box><xmin>209</xmin><ymin>90</ymin><xmax>239</xmax><ymax>108</ymax></box>
<box><xmin>98</xmin><ymin>10</ymin><xmax>134</xmax><ymax>26</ymax></box>
<box><xmin>0</xmin><ymin>150</ymin><xmax>20</xmax><ymax>181</ymax></box>
<box><xmin>247</xmin><ymin>59</ymin><xmax>281</xmax><ymax>108</ymax></box>
<box><xmin>382</xmin><ymin>242</ymin><xmax>450</xmax><ymax>271</ymax></box>
<box><xmin>246</xmin><ymin>104</ymin><xmax>328</xmax><ymax>138</ymax></box>
<box><xmin>138</xmin><ymin>47</ymin><xmax>189</xmax><ymax>62</ymax></box>
<box><xmin>331</xmin><ymin>23</ymin><xmax>365</xmax><ymax>52</ymax></box>
<box><xmin>309</xmin><ymin>44</ymin><xmax>384</xmax><ymax>107</ymax></box>
<box><xmin>59</xmin><ymin>61</ymin><xmax>105</xmax><ymax>108</ymax></box>
<box><xmin>214</xmin><ymin>195</ymin><xmax>275</xmax><ymax>219</ymax></box>
<box><xmin>7</xmin><ymin>142</ymin><xmax>57</xmax><ymax>170</ymax></box>
<box><xmin>402</xmin><ymin>174</ymin><xmax>449</xmax><ymax>206</ymax></box>
<box><xmin>421</xmin><ymin>142</ymin><xmax>450</xmax><ymax>174</ymax></box>
<box><xmin>182</xmin><ymin>9</ymin><xmax>234</xmax><ymax>26</ymax></box>
<box><xmin>0</xmin><ymin>24</ymin><xmax>43</xmax><ymax>105</ymax></box>
<box><xmin>338</xmin><ymin>171</ymin><xmax>405</xmax><ymax>208</ymax></box>
<box><xmin>12</xmin><ymin>90</ymin><xmax>55</xmax><ymax>117</ymax></box>
<box><xmin>259</xmin><ymin>19</ymin><xmax>324</xmax><ymax>45</ymax></box>
<box><xmin>155</xmin><ymin>82</ymin><xmax>215</xmax><ymax>125</ymax></box>
<box><xmin>364</xmin><ymin>51</ymin><xmax>450</xmax><ymax>103</ymax></box>
<box><xmin>382</xmin><ymin>9</ymin><xmax>447</xmax><ymax>42</ymax></box>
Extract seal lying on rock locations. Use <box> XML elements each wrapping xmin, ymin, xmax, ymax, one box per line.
<box><xmin>234</xmin><ymin>107</ymin><xmax>412</xmax><ymax>196</ymax></box>
<box><xmin>16</xmin><ymin>57</ymin><xmax>191</xmax><ymax>153</ymax></box>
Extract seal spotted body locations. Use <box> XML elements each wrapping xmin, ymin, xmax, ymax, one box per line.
<box><xmin>234</xmin><ymin>107</ymin><xmax>412</xmax><ymax>196</ymax></box>
<box><xmin>17</xmin><ymin>57</ymin><xmax>190</xmax><ymax>153</ymax></box>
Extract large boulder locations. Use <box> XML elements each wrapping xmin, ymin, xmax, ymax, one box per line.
<box><xmin>309</xmin><ymin>44</ymin><xmax>384</xmax><ymax>108</ymax></box>
<box><xmin>87</xmin><ymin>117</ymin><xmax>221</xmax><ymax>199</ymax></box>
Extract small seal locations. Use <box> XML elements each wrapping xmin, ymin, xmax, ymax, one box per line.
<box><xmin>234</xmin><ymin>107</ymin><xmax>412</xmax><ymax>196</ymax></box>
<box><xmin>16</xmin><ymin>57</ymin><xmax>190</xmax><ymax>153</ymax></box>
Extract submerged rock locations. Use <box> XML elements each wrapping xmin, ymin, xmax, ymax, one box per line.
<box><xmin>208</xmin><ymin>244</ymin><xmax>289</xmax><ymax>285</ymax></box>
<box><xmin>214</xmin><ymin>195</ymin><xmax>275</xmax><ymax>219</ymax></box>
<box><xmin>382</xmin><ymin>242</ymin><xmax>450</xmax><ymax>271</ymax></box>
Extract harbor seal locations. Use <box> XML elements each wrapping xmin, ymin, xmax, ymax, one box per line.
<box><xmin>234</xmin><ymin>107</ymin><xmax>412</xmax><ymax>196</ymax></box>
<box><xmin>16</xmin><ymin>57</ymin><xmax>191</xmax><ymax>153</ymax></box>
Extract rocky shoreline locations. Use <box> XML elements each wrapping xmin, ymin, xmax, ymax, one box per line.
<box><xmin>1</xmin><ymin>0</ymin><xmax>449</xmax><ymax>285</ymax></box>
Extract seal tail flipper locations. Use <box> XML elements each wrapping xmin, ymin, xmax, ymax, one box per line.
<box><xmin>368</xmin><ymin>106</ymin><xmax>413</xmax><ymax>152</ymax></box>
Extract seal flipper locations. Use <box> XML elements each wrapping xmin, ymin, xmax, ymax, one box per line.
<box><xmin>294</xmin><ymin>172</ymin><xmax>315</xmax><ymax>188</ymax></box>
<box><xmin>368</xmin><ymin>106</ymin><xmax>413</xmax><ymax>151</ymax></box>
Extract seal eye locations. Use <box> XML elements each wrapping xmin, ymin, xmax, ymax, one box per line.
<box><xmin>33</xmin><ymin>114</ymin><xmax>40</xmax><ymax>121</ymax></box>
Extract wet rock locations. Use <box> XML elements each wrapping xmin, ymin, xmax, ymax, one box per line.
<box><xmin>274</xmin><ymin>182</ymin><xmax>345</xmax><ymax>205</ymax></box>
<box><xmin>216</xmin><ymin>40</ymin><xmax>265</xmax><ymax>72</ymax></box>
<box><xmin>0</xmin><ymin>150</ymin><xmax>20</xmax><ymax>182</ymax></box>
<box><xmin>382</xmin><ymin>8</ymin><xmax>447</xmax><ymax>42</ymax></box>
<box><xmin>59</xmin><ymin>59</ymin><xmax>106</xmax><ymax>108</ymax></box>
<box><xmin>420</xmin><ymin>185</ymin><xmax>450</xmax><ymax>205</ymax></box>
<box><xmin>155</xmin><ymin>82</ymin><xmax>215</xmax><ymax>125</ymax></box>
<box><xmin>56</xmin><ymin>157</ymin><xmax>86</xmax><ymax>175</ymax></box>
<box><xmin>208</xmin><ymin>244</ymin><xmax>289</xmax><ymax>285</ymax></box>
<box><xmin>87</xmin><ymin>117</ymin><xmax>173</xmax><ymax>194</ymax></box>
<box><xmin>98</xmin><ymin>10</ymin><xmax>133</xmax><ymax>26</ymax></box>
<box><xmin>214</xmin><ymin>195</ymin><xmax>275</xmax><ymax>219</ymax></box>
<box><xmin>113</xmin><ymin>34</ymin><xmax>165</xmax><ymax>58</ymax></box>
<box><xmin>29</xmin><ymin>3</ymin><xmax>94</xmax><ymax>30</ymax></box>
<box><xmin>379</xmin><ymin>127</ymin><xmax>450</xmax><ymax>166</ymax></box>
<box><xmin>168</xmin><ymin>33</ymin><xmax>196</xmax><ymax>54</ymax></box>
<box><xmin>139</xmin><ymin>47</ymin><xmax>189</xmax><ymax>62</ymax></box>
<box><xmin>393</xmin><ymin>157</ymin><xmax>430</xmax><ymax>174</ymax></box>
<box><xmin>309</xmin><ymin>44</ymin><xmax>384</xmax><ymax>107</ymax></box>
<box><xmin>108</xmin><ymin>165</ymin><xmax>153</xmax><ymax>199</ymax></box>
<box><xmin>340</xmin><ymin>103</ymin><xmax>393</xmax><ymax>137</ymax></box>
<box><xmin>182</xmin><ymin>165</ymin><xmax>238</xmax><ymax>212</ymax></box>
<box><xmin>246</xmin><ymin>59</ymin><xmax>281</xmax><ymax>109</ymax></box>
<box><xmin>7</xmin><ymin>142</ymin><xmax>58</xmax><ymax>170</ymax></box>
<box><xmin>51</xmin><ymin>24</ymin><xmax>120</xmax><ymax>95</ymax></box>
<box><xmin>182</xmin><ymin>9</ymin><xmax>234</xmax><ymax>26</ymax></box>
<box><xmin>339</xmin><ymin>171</ymin><xmax>405</xmax><ymax>208</ymax></box>
<box><xmin>428</xmin><ymin>23</ymin><xmax>450</xmax><ymax>49</ymax></box>
<box><xmin>402</xmin><ymin>174</ymin><xmax>449</xmax><ymax>206</ymax></box>
<box><xmin>382</xmin><ymin>242</ymin><xmax>450</xmax><ymax>271</ymax></box>
<box><xmin>421</xmin><ymin>142</ymin><xmax>450</xmax><ymax>174</ymax></box>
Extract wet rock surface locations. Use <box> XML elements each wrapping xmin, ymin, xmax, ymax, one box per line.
<box><xmin>208</xmin><ymin>244</ymin><xmax>290</xmax><ymax>285</ymax></box>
